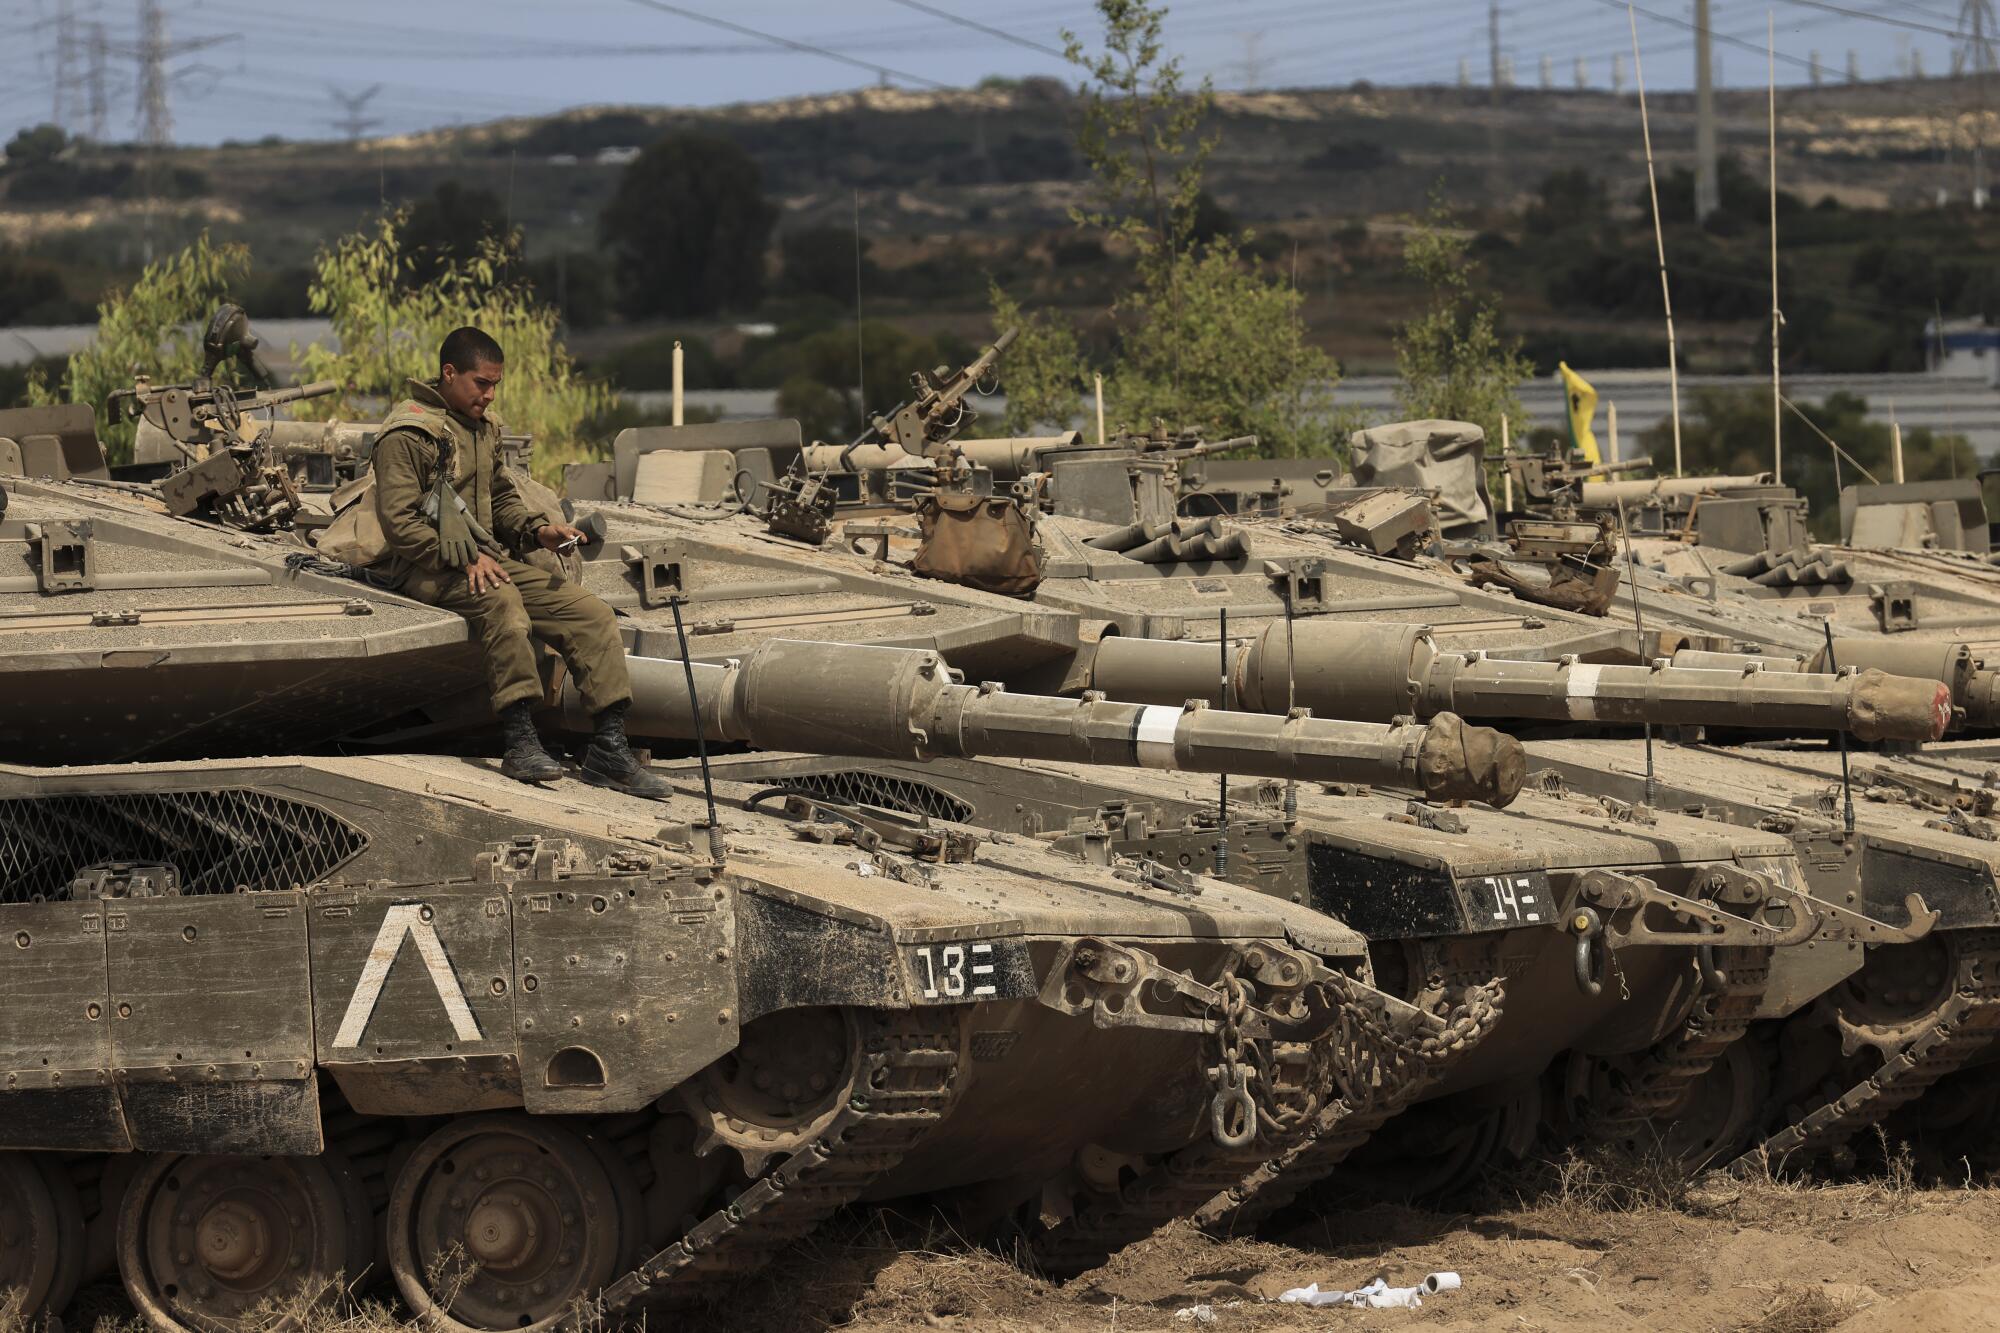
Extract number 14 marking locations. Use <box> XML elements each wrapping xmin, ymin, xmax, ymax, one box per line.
<box><xmin>1483</xmin><ymin>876</ymin><xmax>1542</xmax><ymax>924</ymax></box>
<box><xmin>915</xmin><ymin>943</ymin><xmax>998</xmax><ymax>998</ymax></box>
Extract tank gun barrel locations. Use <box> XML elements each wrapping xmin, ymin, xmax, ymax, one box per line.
<box><xmin>1673</xmin><ymin>639</ymin><xmax>2000</xmax><ymax>731</ymax></box>
<box><xmin>561</xmin><ymin>638</ymin><xmax>1525</xmax><ymax>807</ymax></box>
<box><xmin>242</xmin><ymin>379</ymin><xmax>340</xmax><ymax>411</ymax></box>
<box><xmin>1090</xmin><ymin>621</ymin><xmax>1953</xmax><ymax>743</ymax></box>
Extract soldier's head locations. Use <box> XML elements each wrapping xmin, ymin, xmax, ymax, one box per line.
<box><xmin>438</xmin><ymin>326</ymin><xmax>504</xmax><ymax>422</ymax></box>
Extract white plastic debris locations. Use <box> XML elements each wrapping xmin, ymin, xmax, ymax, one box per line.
<box><xmin>1277</xmin><ymin>1273</ymin><xmax>1461</xmax><ymax>1310</ymax></box>
<box><xmin>1173</xmin><ymin>1300</ymin><xmax>1239</xmax><ymax>1323</ymax></box>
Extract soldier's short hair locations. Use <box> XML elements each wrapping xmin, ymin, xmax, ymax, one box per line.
<box><xmin>440</xmin><ymin>326</ymin><xmax>505</xmax><ymax>375</ymax></box>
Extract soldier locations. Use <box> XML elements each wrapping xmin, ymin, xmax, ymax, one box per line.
<box><xmin>372</xmin><ymin>326</ymin><xmax>669</xmax><ymax>798</ymax></box>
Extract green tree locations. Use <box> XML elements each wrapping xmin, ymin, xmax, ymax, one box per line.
<box><xmin>1640</xmin><ymin>389</ymin><xmax>1977</xmax><ymax>541</ymax></box>
<box><xmin>3</xmin><ymin>124</ymin><xmax>69</xmax><ymax>167</ymax></box>
<box><xmin>776</xmin><ymin>226</ymin><xmax>880</xmax><ymax>305</ymax></box>
<box><xmin>1394</xmin><ymin>197</ymin><xmax>1535</xmax><ymax>448</ymax></box>
<box><xmin>398</xmin><ymin>180</ymin><xmax>510</xmax><ymax>286</ymax></box>
<box><xmin>599</xmin><ymin>134</ymin><xmax>777</xmax><ymax>318</ymax></box>
<box><xmin>293</xmin><ymin>213</ymin><xmax>611</xmax><ymax>485</ymax></box>
<box><xmin>989</xmin><ymin>0</ymin><xmax>1339</xmax><ymax>456</ymax></box>
<box><xmin>772</xmin><ymin>320</ymin><xmax>949</xmax><ymax>442</ymax></box>
<box><xmin>28</xmin><ymin>232</ymin><xmax>250</xmax><ymax>463</ymax></box>
<box><xmin>988</xmin><ymin>282</ymin><xmax>1084</xmax><ymax>433</ymax></box>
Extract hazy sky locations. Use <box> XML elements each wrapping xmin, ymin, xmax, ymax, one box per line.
<box><xmin>0</xmin><ymin>0</ymin><xmax>1977</xmax><ymax>146</ymax></box>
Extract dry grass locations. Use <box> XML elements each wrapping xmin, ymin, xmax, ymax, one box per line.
<box><xmin>1735</xmin><ymin>1286</ymin><xmax>1857</xmax><ymax>1333</ymax></box>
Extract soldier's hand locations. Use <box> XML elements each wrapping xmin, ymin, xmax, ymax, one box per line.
<box><xmin>537</xmin><ymin>521</ymin><xmax>588</xmax><ymax>552</ymax></box>
<box><xmin>467</xmin><ymin>553</ymin><xmax>511</xmax><ymax>595</ymax></box>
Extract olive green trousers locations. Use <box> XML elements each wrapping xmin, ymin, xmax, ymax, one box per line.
<box><xmin>401</xmin><ymin>556</ymin><xmax>632</xmax><ymax>714</ymax></box>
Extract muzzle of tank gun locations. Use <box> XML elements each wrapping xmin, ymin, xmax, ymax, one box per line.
<box><xmin>1089</xmin><ymin>620</ymin><xmax>1952</xmax><ymax>743</ymax></box>
<box><xmin>563</xmin><ymin>639</ymin><xmax>1526</xmax><ymax>808</ymax></box>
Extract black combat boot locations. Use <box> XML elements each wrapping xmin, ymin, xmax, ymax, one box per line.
<box><xmin>498</xmin><ymin>700</ymin><xmax>565</xmax><ymax>783</ymax></box>
<box><xmin>581</xmin><ymin>700</ymin><xmax>673</xmax><ymax>799</ymax></box>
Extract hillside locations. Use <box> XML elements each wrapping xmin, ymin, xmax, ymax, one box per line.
<box><xmin>3</xmin><ymin>75</ymin><xmax>1997</xmax><ymax>382</ymax></box>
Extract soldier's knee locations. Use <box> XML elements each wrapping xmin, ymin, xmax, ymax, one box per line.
<box><xmin>471</xmin><ymin>582</ymin><xmax>531</xmax><ymax>637</ymax></box>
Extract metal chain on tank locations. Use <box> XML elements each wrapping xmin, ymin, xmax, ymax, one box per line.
<box><xmin>1196</xmin><ymin>969</ymin><xmax>1507</xmax><ymax>1237</ymax></box>
<box><xmin>1586</xmin><ymin>945</ymin><xmax>1772</xmax><ymax>1140</ymax></box>
<box><xmin>1031</xmin><ymin>952</ymin><xmax>1337</xmax><ymax>1278</ymax></box>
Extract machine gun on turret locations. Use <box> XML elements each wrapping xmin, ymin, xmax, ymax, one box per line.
<box><xmin>855</xmin><ymin>327</ymin><xmax>1016</xmax><ymax>461</ymax></box>
<box><xmin>105</xmin><ymin>305</ymin><xmax>340</xmax><ymax>531</ymax></box>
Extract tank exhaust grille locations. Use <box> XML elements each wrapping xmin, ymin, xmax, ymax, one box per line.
<box><xmin>0</xmin><ymin>789</ymin><xmax>368</xmax><ymax>902</ymax></box>
<box><xmin>779</xmin><ymin>770</ymin><xmax>975</xmax><ymax>824</ymax></box>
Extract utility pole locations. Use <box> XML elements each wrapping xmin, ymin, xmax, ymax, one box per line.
<box><xmin>125</xmin><ymin>0</ymin><xmax>236</xmax><ymax>256</ymax></box>
<box><xmin>1957</xmin><ymin>0</ymin><xmax>1998</xmax><ymax>208</ymax></box>
<box><xmin>50</xmin><ymin>1</ymin><xmax>77</xmax><ymax>131</ymax></box>
<box><xmin>328</xmin><ymin>84</ymin><xmax>383</xmax><ymax>141</ymax></box>
<box><xmin>136</xmin><ymin>0</ymin><xmax>172</xmax><ymax>151</ymax></box>
<box><xmin>87</xmin><ymin>22</ymin><xmax>108</xmax><ymax>141</ymax></box>
<box><xmin>1575</xmin><ymin>55</ymin><xmax>1588</xmax><ymax>89</ymax></box>
<box><xmin>1810</xmin><ymin>50</ymin><xmax>1822</xmax><ymax>86</ymax></box>
<box><xmin>1847</xmin><ymin>49</ymin><xmax>1860</xmax><ymax>82</ymax></box>
<box><xmin>1695</xmin><ymin>0</ymin><xmax>1720</xmax><ymax>222</ymax></box>
<box><xmin>1613</xmin><ymin>52</ymin><xmax>1625</xmax><ymax>93</ymax></box>
<box><xmin>1489</xmin><ymin>1</ymin><xmax>1503</xmax><ymax>97</ymax></box>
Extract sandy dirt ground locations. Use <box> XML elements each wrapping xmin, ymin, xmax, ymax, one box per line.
<box><xmin>54</xmin><ymin>1154</ymin><xmax>2000</xmax><ymax>1333</ymax></box>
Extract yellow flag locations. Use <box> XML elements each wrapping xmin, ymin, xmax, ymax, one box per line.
<box><xmin>1558</xmin><ymin>362</ymin><xmax>1602</xmax><ymax>472</ymax></box>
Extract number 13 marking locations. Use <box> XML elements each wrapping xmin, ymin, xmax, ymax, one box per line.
<box><xmin>915</xmin><ymin>943</ymin><xmax>998</xmax><ymax>998</ymax></box>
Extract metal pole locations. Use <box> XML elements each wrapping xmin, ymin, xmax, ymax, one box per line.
<box><xmin>1216</xmin><ymin>608</ymin><xmax>1231</xmax><ymax>876</ymax></box>
<box><xmin>1695</xmin><ymin>0</ymin><xmax>1720</xmax><ymax>222</ymax></box>
<box><xmin>671</xmin><ymin>340</ymin><xmax>684</xmax><ymax>428</ymax></box>
<box><xmin>1769</xmin><ymin>12</ymin><xmax>1784</xmax><ymax>485</ymax></box>
<box><xmin>1629</xmin><ymin>5</ymin><xmax>1685</xmax><ymax>478</ymax></box>
<box><xmin>667</xmin><ymin>596</ymin><xmax>726</xmax><ymax>863</ymax></box>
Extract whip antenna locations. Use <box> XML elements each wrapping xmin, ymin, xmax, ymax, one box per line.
<box><xmin>668</xmin><ymin>594</ymin><xmax>726</xmax><ymax>863</ymax></box>
<box><xmin>1217</xmin><ymin>607</ymin><xmax>1231</xmax><ymax>878</ymax></box>
<box><xmin>1822</xmin><ymin>619</ymin><xmax>1857</xmax><ymax>835</ymax></box>
<box><xmin>1283</xmin><ymin>572</ymin><xmax>1299</xmax><ymax>823</ymax></box>
<box><xmin>1615</xmin><ymin>499</ymin><xmax>1657</xmax><ymax>807</ymax></box>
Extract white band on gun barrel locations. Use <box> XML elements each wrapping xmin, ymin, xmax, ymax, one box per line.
<box><xmin>1134</xmin><ymin>704</ymin><xmax>1182</xmax><ymax>768</ymax></box>
<box><xmin>1565</xmin><ymin>664</ymin><xmax>1603</xmax><ymax>721</ymax></box>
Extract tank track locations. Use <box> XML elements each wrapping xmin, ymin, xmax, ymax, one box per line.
<box><xmin>1193</xmin><ymin>973</ymin><xmax>1506</xmax><ymax>1236</ymax></box>
<box><xmin>1743</xmin><ymin>929</ymin><xmax>2000</xmax><ymax>1170</ymax></box>
<box><xmin>1028</xmin><ymin>974</ymin><xmax>1505</xmax><ymax>1274</ymax></box>
<box><xmin>599</xmin><ymin>1007</ymin><xmax>963</xmax><ymax>1315</ymax></box>
<box><xmin>1587</xmin><ymin>946</ymin><xmax>1771</xmax><ymax>1141</ymax></box>
<box><xmin>1029</xmin><ymin>1098</ymin><xmax>1310</xmax><ymax>1278</ymax></box>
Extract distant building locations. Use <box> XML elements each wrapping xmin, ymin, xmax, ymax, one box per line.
<box><xmin>1924</xmin><ymin>316</ymin><xmax>2000</xmax><ymax>385</ymax></box>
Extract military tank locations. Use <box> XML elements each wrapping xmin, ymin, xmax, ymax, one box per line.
<box><xmin>0</xmin><ymin>426</ymin><xmax>1543</xmax><ymax>1327</ymax></box>
<box><xmin>512</xmin><ymin>390</ymin><xmax>1982</xmax><ymax>1209</ymax></box>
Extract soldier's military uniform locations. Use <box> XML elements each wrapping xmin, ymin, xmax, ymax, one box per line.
<box><xmin>372</xmin><ymin>378</ymin><xmax>630</xmax><ymax>717</ymax></box>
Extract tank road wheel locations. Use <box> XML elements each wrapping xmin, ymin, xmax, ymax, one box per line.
<box><xmin>0</xmin><ymin>1152</ymin><xmax>68</xmax><ymax>1319</ymax></box>
<box><xmin>1830</xmin><ymin>933</ymin><xmax>1959</xmax><ymax>1057</ymax></box>
<box><xmin>117</xmin><ymin>1151</ymin><xmax>362</xmax><ymax>1331</ymax></box>
<box><xmin>386</xmin><ymin>1114</ymin><xmax>621</xmax><ymax>1333</ymax></box>
<box><xmin>1655</xmin><ymin>1039</ymin><xmax>1770</xmax><ymax>1167</ymax></box>
<box><xmin>681</xmin><ymin>1006</ymin><xmax>860</xmax><ymax>1174</ymax></box>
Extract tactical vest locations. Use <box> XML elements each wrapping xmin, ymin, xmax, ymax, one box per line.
<box><xmin>376</xmin><ymin>388</ymin><xmax>499</xmax><ymax>535</ymax></box>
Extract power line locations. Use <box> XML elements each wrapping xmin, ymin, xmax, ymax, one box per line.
<box><xmin>879</xmin><ymin>0</ymin><xmax>1068</xmax><ymax>60</ymax></box>
<box><xmin>617</xmin><ymin>0</ymin><xmax>954</xmax><ymax>89</ymax></box>
<box><xmin>1778</xmin><ymin>0</ymin><xmax>1969</xmax><ymax>39</ymax></box>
